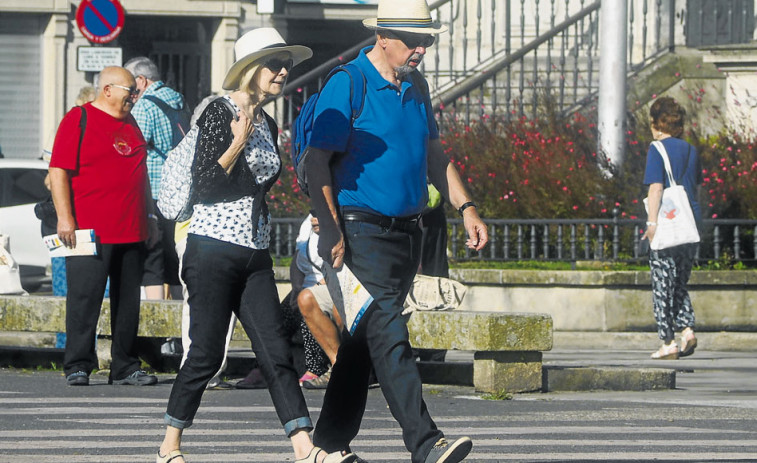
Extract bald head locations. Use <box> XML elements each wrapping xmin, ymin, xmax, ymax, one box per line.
<box><xmin>95</xmin><ymin>66</ymin><xmax>138</xmax><ymax>118</ymax></box>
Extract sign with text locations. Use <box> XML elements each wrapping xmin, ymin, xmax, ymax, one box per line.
<box><xmin>77</xmin><ymin>46</ymin><xmax>122</xmax><ymax>72</ymax></box>
<box><xmin>75</xmin><ymin>0</ymin><xmax>125</xmax><ymax>44</ymax></box>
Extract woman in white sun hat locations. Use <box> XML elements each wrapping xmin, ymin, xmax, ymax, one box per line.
<box><xmin>156</xmin><ymin>28</ymin><xmax>356</xmax><ymax>463</ymax></box>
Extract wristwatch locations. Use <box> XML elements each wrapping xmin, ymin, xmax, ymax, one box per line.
<box><xmin>458</xmin><ymin>201</ymin><xmax>477</xmax><ymax>216</ymax></box>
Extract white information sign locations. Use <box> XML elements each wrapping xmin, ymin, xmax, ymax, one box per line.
<box><xmin>77</xmin><ymin>47</ymin><xmax>123</xmax><ymax>72</ymax></box>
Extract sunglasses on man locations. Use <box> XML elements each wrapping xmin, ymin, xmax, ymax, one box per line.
<box><xmin>385</xmin><ymin>31</ymin><xmax>436</xmax><ymax>49</ymax></box>
<box><xmin>264</xmin><ymin>57</ymin><xmax>294</xmax><ymax>72</ymax></box>
<box><xmin>109</xmin><ymin>83</ymin><xmax>140</xmax><ymax>96</ymax></box>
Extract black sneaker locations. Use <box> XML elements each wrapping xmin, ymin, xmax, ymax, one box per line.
<box><xmin>111</xmin><ymin>370</ymin><xmax>157</xmax><ymax>386</ymax></box>
<box><xmin>66</xmin><ymin>371</ymin><xmax>89</xmax><ymax>386</ymax></box>
<box><xmin>424</xmin><ymin>437</ymin><xmax>472</xmax><ymax>463</ymax></box>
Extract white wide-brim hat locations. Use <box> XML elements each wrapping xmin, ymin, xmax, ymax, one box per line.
<box><xmin>222</xmin><ymin>28</ymin><xmax>313</xmax><ymax>90</ymax></box>
<box><xmin>363</xmin><ymin>0</ymin><xmax>447</xmax><ymax>35</ymax></box>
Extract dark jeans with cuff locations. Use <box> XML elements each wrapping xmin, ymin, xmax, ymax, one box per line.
<box><xmin>164</xmin><ymin>234</ymin><xmax>312</xmax><ymax>436</ymax></box>
<box><xmin>313</xmin><ymin>220</ymin><xmax>443</xmax><ymax>463</ymax></box>
<box><xmin>63</xmin><ymin>242</ymin><xmax>145</xmax><ymax>380</ymax></box>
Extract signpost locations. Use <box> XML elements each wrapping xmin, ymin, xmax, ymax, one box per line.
<box><xmin>75</xmin><ymin>0</ymin><xmax>125</xmax><ymax>44</ymax></box>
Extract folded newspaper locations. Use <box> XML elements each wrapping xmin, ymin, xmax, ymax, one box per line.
<box><xmin>43</xmin><ymin>229</ymin><xmax>97</xmax><ymax>257</ymax></box>
<box><xmin>323</xmin><ymin>263</ymin><xmax>374</xmax><ymax>335</ymax></box>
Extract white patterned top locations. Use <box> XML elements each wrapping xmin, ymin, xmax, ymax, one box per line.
<box><xmin>189</xmin><ymin>97</ymin><xmax>281</xmax><ymax>249</ymax></box>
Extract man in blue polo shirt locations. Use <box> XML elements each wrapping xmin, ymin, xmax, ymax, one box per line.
<box><xmin>304</xmin><ymin>1</ymin><xmax>488</xmax><ymax>462</ymax></box>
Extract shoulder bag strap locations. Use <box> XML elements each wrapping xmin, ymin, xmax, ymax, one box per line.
<box><xmin>652</xmin><ymin>141</ymin><xmax>677</xmax><ymax>187</ymax></box>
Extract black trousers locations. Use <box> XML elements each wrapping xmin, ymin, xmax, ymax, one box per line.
<box><xmin>63</xmin><ymin>242</ymin><xmax>145</xmax><ymax>380</ymax></box>
<box><xmin>164</xmin><ymin>234</ymin><xmax>312</xmax><ymax>435</ymax></box>
<box><xmin>314</xmin><ymin>221</ymin><xmax>443</xmax><ymax>463</ymax></box>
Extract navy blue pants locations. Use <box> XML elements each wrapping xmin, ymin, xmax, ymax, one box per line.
<box><xmin>313</xmin><ymin>221</ymin><xmax>443</xmax><ymax>463</ymax></box>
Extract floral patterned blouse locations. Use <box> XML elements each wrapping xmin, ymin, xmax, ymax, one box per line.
<box><xmin>189</xmin><ymin>96</ymin><xmax>281</xmax><ymax>249</ymax></box>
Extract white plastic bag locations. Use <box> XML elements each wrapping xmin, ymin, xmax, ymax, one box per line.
<box><xmin>0</xmin><ymin>235</ymin><xmax>27</xmax><ymax>295</ymax></box>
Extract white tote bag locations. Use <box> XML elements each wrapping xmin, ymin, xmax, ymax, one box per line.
<box><xmin>643</xmin><ymin>140</ymin><xmax>700</xmax><ymax>250</ymax></box>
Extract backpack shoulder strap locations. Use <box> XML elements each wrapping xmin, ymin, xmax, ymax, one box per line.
<box><xmin>78</xmin><ymin>106</ymin><xmax>87</xmax><ymax>161</ymax></box>
<box><xmin>142</xmin><ymin>94</ymin><xmax>172</xmax><ymax>115</ymax></box>
<box><xmin>325</xmin><ymin>63</ymin><xmax>367</xmax><ymax>123</ymax></box>
<box><xmin>216</xmin><ymin>96</ymin><xmax>239</xmax><ymax>122</ymax></box>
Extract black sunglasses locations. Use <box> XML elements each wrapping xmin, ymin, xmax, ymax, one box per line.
<box><xmin>264</xmin><ymin>57</ymin><xmax>294</xmax><ymax>72</ymax></box>
<box><xmin>386</xmin><ymin>31</ymin><xmax>436</xmax><ymax>49</ymax></box>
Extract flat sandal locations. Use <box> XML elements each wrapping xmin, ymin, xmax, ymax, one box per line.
<box><xmin>156</xmin><ymin>449</ymin><xmax>185</xmax><ymax>463</ymax></box>
<box><xmin>295</xmin><ymin>447</ymin><xmax>357</xmax><ymax>463</ymax></box>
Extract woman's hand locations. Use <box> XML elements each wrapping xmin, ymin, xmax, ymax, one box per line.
<box><xmin>642</xmin><ymin>223</ymin><xmax>657</xmax><ymax>243</ymax></box>
<box><xmin>230</xmin><ymin>110</ymin><xmax>253</xmax><ymax>145</ymax></box>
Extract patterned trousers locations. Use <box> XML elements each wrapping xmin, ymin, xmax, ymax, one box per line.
<box><xmin>649</xmin><ymin>243</ymin><xmax>697</xmax><ymax>341</ymax></box>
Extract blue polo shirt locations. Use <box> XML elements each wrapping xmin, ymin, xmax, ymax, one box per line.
<box><xmin>643</xmin><ymin>137</ymin><xmax>703</xmax><ymax>224</ymax></box>
<box><xmin>309</xmin><ymin>46</ymin><xmax>438</xmax><ymax>217</ymax></box>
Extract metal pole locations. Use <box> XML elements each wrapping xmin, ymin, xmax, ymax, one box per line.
<box><xmin>598</xmin><ymin>0</ymin><xmax>628</xmax><ymax>167</ymax></box>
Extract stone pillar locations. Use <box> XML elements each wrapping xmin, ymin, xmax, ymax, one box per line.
<box><xmin>41</xmin><ymin>14</ymin><xmax>70</xmax><ymax>148</ymax></box>
<box><xmin>211</xmin><ymin>17</ymin><xmax>239</xmax><ymax>94</ymax></box>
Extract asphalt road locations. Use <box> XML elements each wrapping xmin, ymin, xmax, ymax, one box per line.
<box><xmin>0</xmin><ymin>350</ymin><xmax>755</xmax><ymax>462</ymax></box>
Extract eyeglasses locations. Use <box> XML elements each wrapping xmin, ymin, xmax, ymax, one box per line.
<box><xmin>387</xmin><ymin>31</ymin><xmax>436</xmax><ymax>49</ymax></box>
<box><xmin>108</xmin><ymin>83</ymin><xmax>139</xmax><ymax>96</ymax></box>
<box><xmin>264</xmin><ymin>57</ymin><xmax>294</xmax><ymax>72</ymax></box>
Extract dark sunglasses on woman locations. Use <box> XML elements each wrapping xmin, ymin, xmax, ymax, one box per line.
<box><xmin>264</xmin><ymin>57</ymin><xmax>294</xmax><ymax>72</ymax></box>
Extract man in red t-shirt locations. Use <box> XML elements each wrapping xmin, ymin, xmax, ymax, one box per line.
<box><xmin>49</xmin><ymin>66</ymin><xmax>159</xmax><ymax>387</ymax></box>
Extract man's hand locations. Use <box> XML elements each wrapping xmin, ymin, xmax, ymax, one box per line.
<box><xmin>463</xmin><ymin>209</ymin><xmax>488</xmax><ymax>251</ymax></box>
<box><xmin>317</xmin><ymin>218</ymin><xmax>345</xmax><ymax>269</ymax></box>
<box><xmin>57</xmin><ymin>216</ymin><xmax>78</xmax><ymax>248</ymax></box>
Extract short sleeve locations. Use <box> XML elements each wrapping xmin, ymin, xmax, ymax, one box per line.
<box><xmin>643</xmin><ymin>144</ymin><xmax>665</xmax><ymax>185</ymax></box>
<box><xmin>131</xmin><ymin>99</ymin><xmax>155</xmax><ymax>144</ymax></box>
<box><xmin>309</xmin><ymin>71</ymin><xmax>353</xmax><ymax>152</ymax></box>
<box><xmin>49</xmin><ymin>107</ymin><xmax>84</xmax><ymax>171</ymax></box>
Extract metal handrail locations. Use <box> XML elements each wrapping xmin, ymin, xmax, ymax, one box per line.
<box><xmin>434</xmin><ymin>1</ymin><xmax>601</xmax><ymax>109</ymax></box>
<box><xmin>280</xmin><ymin>0</ymin><xmax>453</xmax><ymax>99</ymax></box>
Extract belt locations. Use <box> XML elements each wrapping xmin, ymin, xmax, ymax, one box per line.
<box><xmin>342</xmin><ymin>211</ymin><xmax>420</xmax><ymax>233</ymax></box>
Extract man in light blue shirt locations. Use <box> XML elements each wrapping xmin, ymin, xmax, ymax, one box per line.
<box><xmin>125</xmin><ymin>57</ymin><xmax>186</xmax><ymax>299</ymax></box>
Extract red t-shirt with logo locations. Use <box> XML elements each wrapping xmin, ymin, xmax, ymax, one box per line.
<box><xmin>50</xmin><ymin>103</ymin><xmax>149</xmax><ymax>244</ymax></box>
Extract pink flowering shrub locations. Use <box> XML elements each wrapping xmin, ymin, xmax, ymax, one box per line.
<box><xmin>269</xmin><ymin>95</ymin><xmax>757</xmax><ymax>222</ymax></box>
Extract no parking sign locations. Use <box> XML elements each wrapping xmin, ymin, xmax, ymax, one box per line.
<box><xmin>76</xmin><ymin>0</ymin><xmax>125</xmax><ymax>44</ymax></box>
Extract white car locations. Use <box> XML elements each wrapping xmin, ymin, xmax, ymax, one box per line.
<box><xmin>0</xmin><ymin>158</ymin><xmax>51</xmax><ymax>291</ymax></box>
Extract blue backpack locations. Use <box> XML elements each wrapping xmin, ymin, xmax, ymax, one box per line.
<box><xmin>291</xmin><ymin>63</ymin><xmax>366</xmax><ymax>196</ymax></box>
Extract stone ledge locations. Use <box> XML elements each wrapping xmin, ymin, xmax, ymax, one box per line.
<box><xmin>446</xmin><ymin>269</ymin><xmax>757</xmax><ymax>287</ymax></box>
<box><xmin>406</xmin><ymin>310</ymin><xmax>553</xmax><ymax>352</ymax></box>
<box><xmin>543</xmin><ymin>366</ymin><xmax>676</xmax><ymax>392</ymax></box>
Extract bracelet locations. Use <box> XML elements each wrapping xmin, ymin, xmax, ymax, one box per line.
<box><xmin>148</xmin><ymin>213</ymin><xmax>158</xmax><ymax>221</ymax></box>
<box><xmin>646</xmin><ymin>221</ymin><xmax>657</xmax><ymax>227</ymax></box>
<box><xmin>458</xmin><ymin>201</ymin><xmax>477</xmax><ymax>216</ymax></box>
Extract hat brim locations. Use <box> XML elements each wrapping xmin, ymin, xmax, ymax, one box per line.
<box><xmin>222</xmin><ymin>45</ymin><xmax>313</xmax><ymax>90</ymax></box>
<box><xmin>363</xmin><ymin>18</ymin><xmax>447</xmax><ymax>34</ymax></box>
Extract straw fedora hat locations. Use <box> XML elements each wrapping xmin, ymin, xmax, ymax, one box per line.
<box><xmin>222</xmin><ymin>28</ymin><xmax>312</xmax><ymax>90</ymax></box>
<box><xmin>363</xmin><ymin>0</ymin><xmax>447</xmax><ymax>35</ymax></box>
